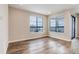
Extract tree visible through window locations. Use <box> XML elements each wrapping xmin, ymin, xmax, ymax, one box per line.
<box><xmin>30</xmin><ymin>16</ymin><xmax>43</xmax><ymax>32</ymax></box>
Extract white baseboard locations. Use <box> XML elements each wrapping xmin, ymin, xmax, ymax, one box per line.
<box><xmin>9</xmin><ymin>36</ymin><xmax>48</xmax><ymax>43</ymax></box>
<box><xmin>49</xmin><ymin>36</ymin><xmax>71</xmax><ymax>42</ymax></box>
<box><xmin>8</xmin><ymin>35</ymin><xmax>71</xmax><ymax>43</ymax></box>
<box><xmin>9</xmin><ymin>38</ymin><xmax>29</xmax><ymax>43</ymax></box>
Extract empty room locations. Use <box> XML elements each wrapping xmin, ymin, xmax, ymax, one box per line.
<box><xmin>1</xmin><ymin>4</ymin><xmax>79</xmax><ymax>54</ymax></box>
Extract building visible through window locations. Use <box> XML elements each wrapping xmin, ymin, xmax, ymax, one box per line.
<box><xmin>30</xmin><ymin>16</ymin><xmax>43</xmax><ymax>32</ymax></box>
<box><xmin>50</xmin><ymin>16</ymin><xmax>64</xmax><ymax>33</ymax></box>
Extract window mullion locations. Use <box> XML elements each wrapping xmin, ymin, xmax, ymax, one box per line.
<box><xmin>56</xmin><ymin>20</ymin><xmax>58</xmax><ymax>32</ymax></box>
<box><xmin>36</xmin><ymin>16</ymin><xmax>38</xmax><ymax>32</ymax></box>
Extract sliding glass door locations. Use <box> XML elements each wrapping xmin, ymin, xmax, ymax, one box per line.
<box><xmin>72</xmin><ymin>16</ymin><xmax>76</xmax><ymax>39</ymax></box>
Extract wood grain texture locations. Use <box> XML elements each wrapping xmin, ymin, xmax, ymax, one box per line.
<box><xmin>7</xmin><ymin>37</ymin><xmax>72</xmax><ymax>54</ymax></box>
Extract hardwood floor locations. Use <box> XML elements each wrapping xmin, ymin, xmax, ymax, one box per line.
<box><xmin>7</xmin><ymin>37</ymin><xmax>72</xmax><ymax>54</ymax></box>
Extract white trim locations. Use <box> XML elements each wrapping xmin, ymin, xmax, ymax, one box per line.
<box><xmin>49</xmin><ymin>36</ymin><xmax>71</xmax><ymax>42</ymax></box>
<box><xmin>9</xmin><ymin>35</ymin><xmax>71</xmax><ymax>43</ymax></box>
<box><xmin>9</xmin><ymin>36</ymin><xmax>48</xmax><ymax>43</ymax></box>
<box><xmin>9</xmin><ymin>38</ymin><xmax>29</xmax><ymax>43</ymax></box>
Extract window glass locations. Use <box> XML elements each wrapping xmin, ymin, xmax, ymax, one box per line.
<box><xmin>50</xmin><ymin>16</ymin><xmax>64</xmax><ymax>33</ymax></box>
<box><xmin>50</xmin><ymin>19</ymin><xmax>56</xmax><ymax>31</ymax></box>
<box><xmin>30</xmin><ymin>16</ymin><xmax>43</xmax><ymax>32</ymax></box>
<box><xmin>57</xmin><ymin>17</ymin><xmax>64</xmax><ymax>32</ymax></box>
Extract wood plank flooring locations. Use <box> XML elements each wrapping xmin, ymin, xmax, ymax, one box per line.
<box><xmin>7</xmin><ymin>37</ymin><xmax>72</xmax><ymax>54</ymax></box>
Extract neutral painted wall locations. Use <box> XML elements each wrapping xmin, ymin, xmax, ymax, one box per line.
<box><xmin>48</xmin><ymin>10</ymin><xmax>72</xmax><ymax>41</ymax></box>
<box><xmin>9</xmin><ymin>7</ymin><xmax>48</xmax><ymax>43</ymax></box>
<box><xmin>9</xmin><ymin>7</ymin><xmax>72</xmax><ymax>43</ymax></box>
<box><xmin>0</xmin><ymin>5</ymin><xmax>8</xmax><ymax>53</ymax></box>
<box><xmin>77</xmin><ymin>17</ymin><xmax>79</xmax><ymax>37</ymax></box>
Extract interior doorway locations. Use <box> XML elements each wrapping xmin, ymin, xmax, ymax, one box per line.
<box><xmin>71</xmin><ymin>15</ymin><xmax>76</xmax><ymax>39</ymax></box>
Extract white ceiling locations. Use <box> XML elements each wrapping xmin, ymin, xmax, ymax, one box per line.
<box><xmin>9</xmin><ymin>4</ymin><xmax>79</xmax><ymax>15</ymax></box>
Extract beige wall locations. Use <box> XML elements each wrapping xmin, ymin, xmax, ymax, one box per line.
<box><xmin>9</xmin><ymin>7</ymin><xmax>72</xmax><ymax>43</ymax></box>
<box><xmin>0</xmin><ymin>5</ymin><xmax>8</xmax><ymax>53</ymax></box>
<box><xmin>9</xmin><ymin>7</ymin><xmax>48</xmax><ymax>43</ymax></box>
<box><xmin>77</xmin><ymin>17</ymin><xmax>79</xmax><ymax>37</ymax></box>
<box><xmin>48</xmin><ymin>10</ymin><xmax>72</xmax><ymax>41</ymax></box>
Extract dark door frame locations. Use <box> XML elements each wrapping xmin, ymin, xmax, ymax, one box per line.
<box><xmin>71</xmin><ymin>15</ymin><xmax>76</xmax><ymax>39</ymax></box>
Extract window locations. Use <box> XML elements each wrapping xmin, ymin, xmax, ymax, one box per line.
<box><xmin>30</xmin><ymin>16</ymin><xmax>43</xmax><ymax>32</ymax></box>
<box><xmin>50</xmin><ymin>16</ymin><xmax>64</xmax><ymax>33</ymax></box>
<box><xmin>50</xmin><ymin>19</ymin><xmax>57</xmax><ymax>32</ymax></box>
